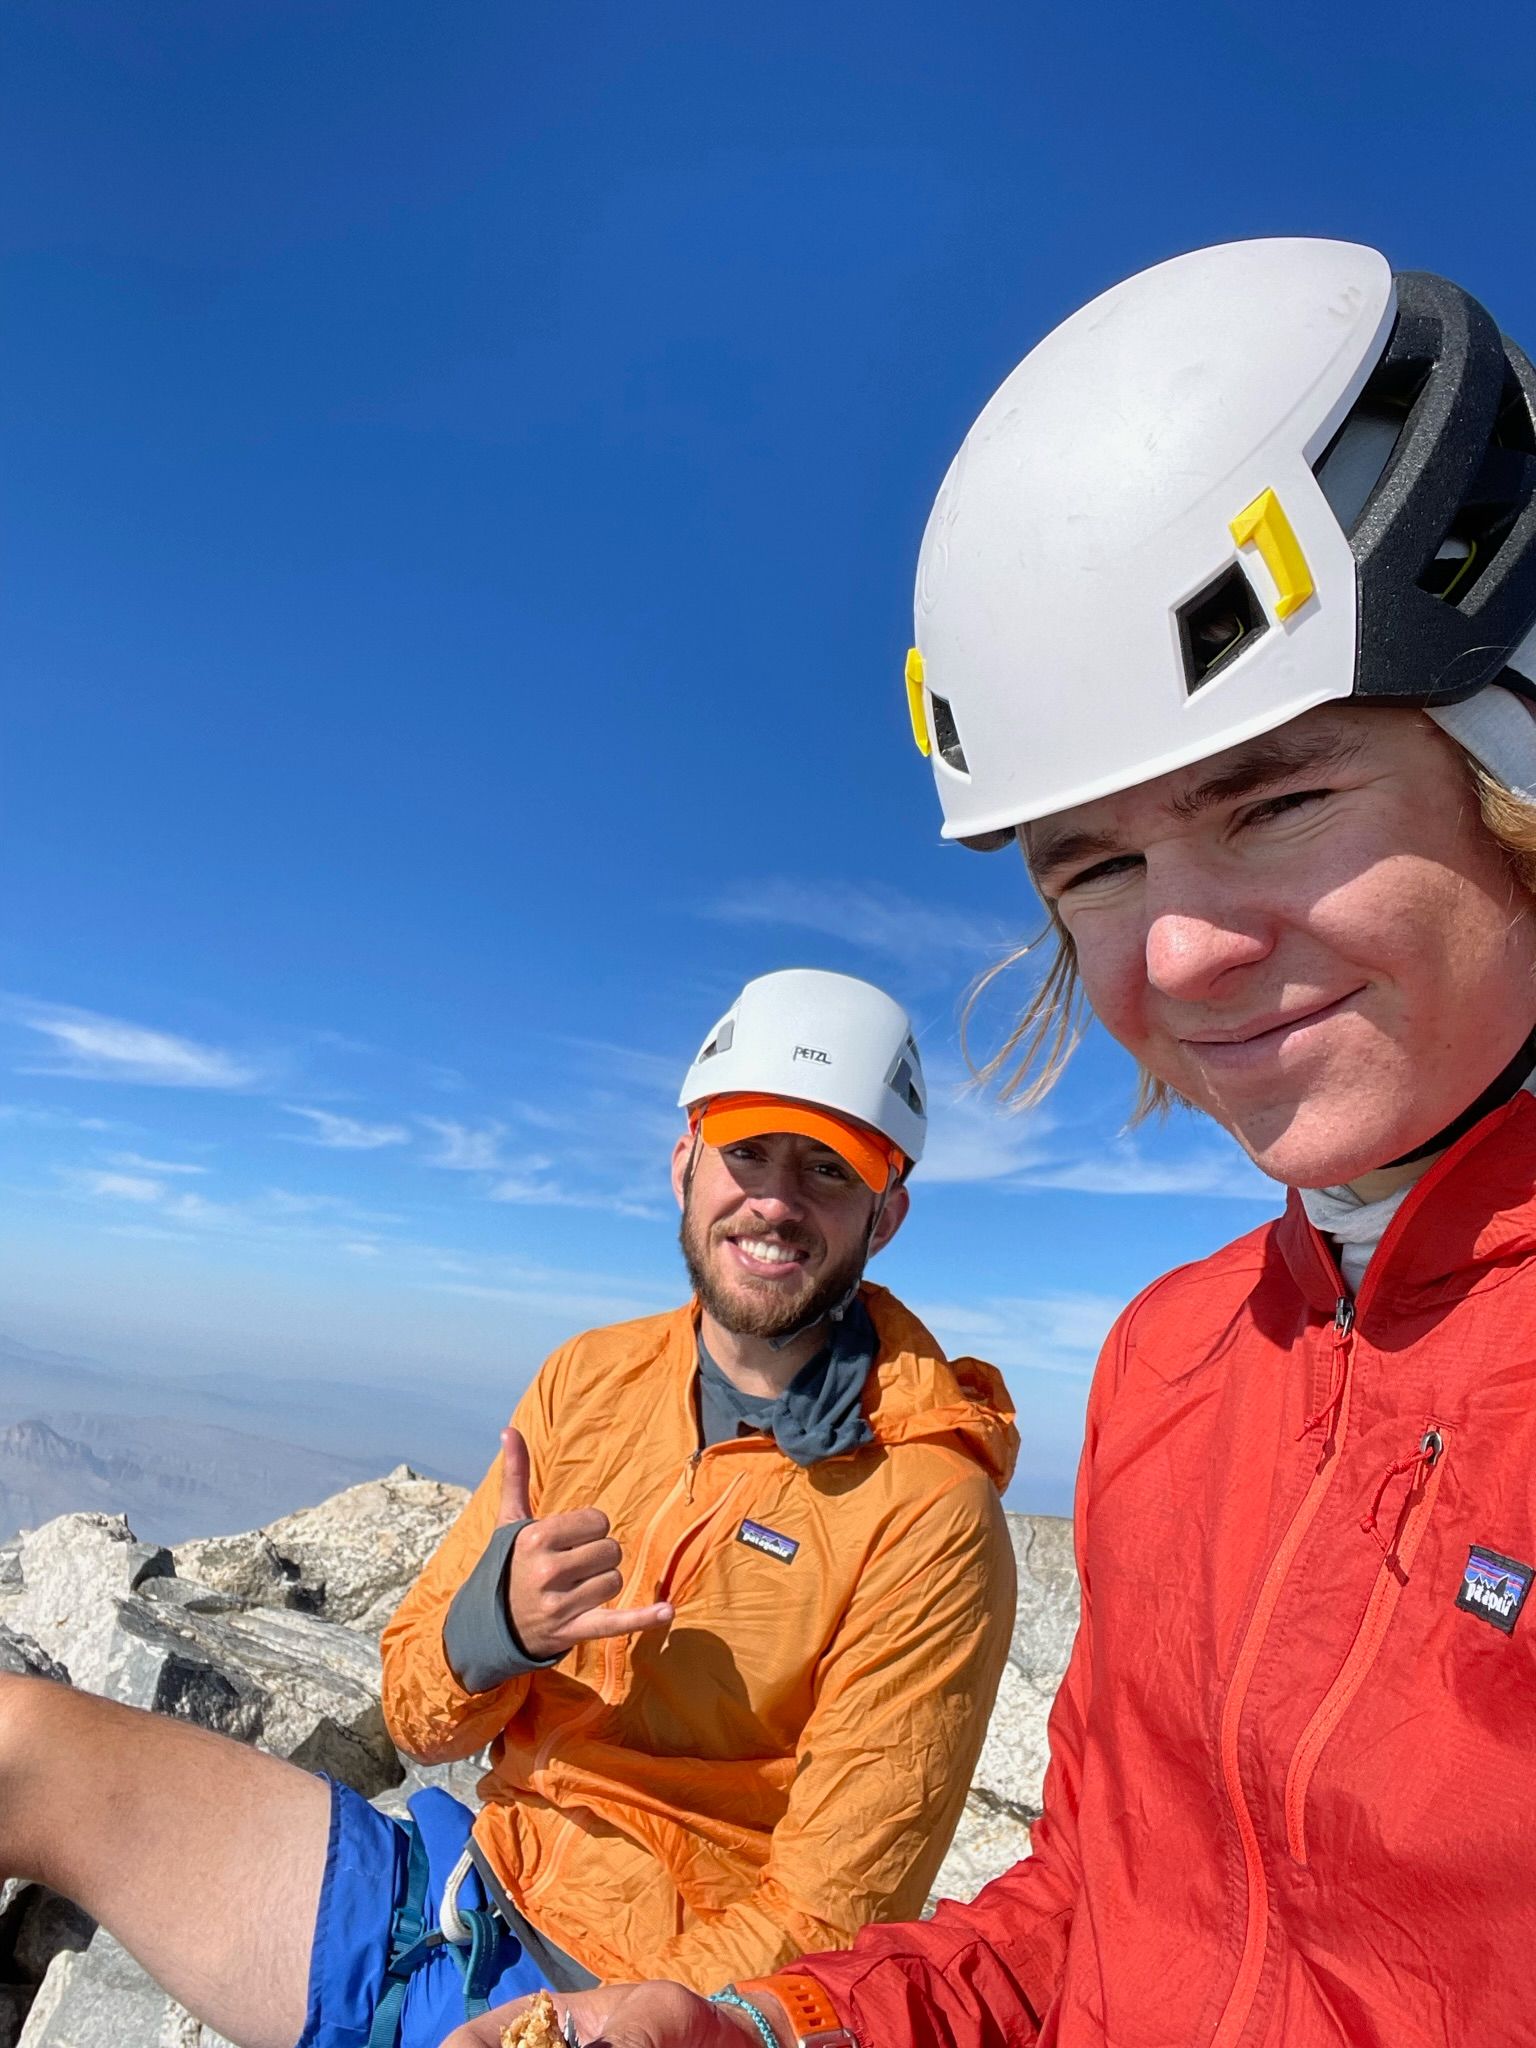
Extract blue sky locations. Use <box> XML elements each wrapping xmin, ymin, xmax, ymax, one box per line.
<box><xmin>3</xmin><ymin>0</ymin><xmax>1529</xmax><ymax>1512</ymax></box>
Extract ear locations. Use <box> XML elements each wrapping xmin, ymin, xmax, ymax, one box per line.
<box><xmin>867</xmin><ymin>1181</ymin><xmax>911</xmax><ymax>1258</ymax></box>
<box><xmin>670</xmin><ymin>1130</ymin><xmax>696</xmax><ymax>1213</ymax></box>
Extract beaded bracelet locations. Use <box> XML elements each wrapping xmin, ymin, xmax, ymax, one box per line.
<box><xmin>710</xmin><ymin>1986</ymin><xmax>782</xmax><ymax>2048</ymax></box>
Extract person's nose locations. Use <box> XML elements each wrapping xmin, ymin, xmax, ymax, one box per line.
<box><xmin>1142</xmin><ymin>875</ymin><xmax>1273</xmax><ymax>1004</ymax></box>
<box><xmin>744</xmin><ymin>1159</ymin><xmax>806</xmax><ymax>1221</ymax></box>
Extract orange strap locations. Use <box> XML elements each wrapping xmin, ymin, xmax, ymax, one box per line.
<box><xmin>736</xmin><ymin>1975</ymin><xmax>843</xmax><ymax>2042</ymax></box>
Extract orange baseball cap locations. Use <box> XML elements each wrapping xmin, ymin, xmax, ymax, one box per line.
<box><xmin>693</xmin><ymin>1092</ymin><xmax>905</xmax><ymax>1193</ymax></box>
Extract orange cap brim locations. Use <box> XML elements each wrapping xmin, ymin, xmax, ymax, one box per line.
<box><xmin>695</xmin><ymin>1093</ymin><xmax>901</xmax><ymax>1193</ymax></box>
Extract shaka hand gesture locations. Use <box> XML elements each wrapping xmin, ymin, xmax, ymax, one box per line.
<box><xmin>497</xmin><ymin>1424</ymin><xmax>675</xmax><ymax>1661</ymax></box>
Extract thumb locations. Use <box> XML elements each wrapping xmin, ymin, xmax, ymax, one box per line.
<box><xmin>496</xmin><ymin>1423</ymin><xmax>533</xmax><ymax>1526</ymax></box>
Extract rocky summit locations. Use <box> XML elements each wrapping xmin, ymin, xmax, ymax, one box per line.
<box><xmin>0</xmin><ymin>1475</ymin><xmax>1077</xmax><ymax>2048</ymax></box>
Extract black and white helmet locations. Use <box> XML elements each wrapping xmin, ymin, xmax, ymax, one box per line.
<box><xmin>904</xmin><ymin>238</ymin><xmax>1536</xmax><ymax>843</ymax></box>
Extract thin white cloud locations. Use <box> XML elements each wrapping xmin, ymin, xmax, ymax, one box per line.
<box><xmin>283</xmin><ymin>1105</ymin><xmax>410</xmax><ymax>1151</ymax></box>
<box><xmin>64</xmin><ymin>1165</ymin><xmax>404</xmax><ymax>1245</ymax></box>
<box><xmin>919</xmin><ymin>1084</ymin><xmax>1055</xmax><ymax>1186</ymax></box>
<box><xmin>488</xmin><ymin>1166</ymin><xmax>663</xmax><ymax>1222</ymax></box>
<box><xmin>13</xmin><ymin>1003</ymin><xmax>259</xmax><ymax>1089</ymax></box>
<box><xmin>1019</xmin><ymin>1139</ymin><xmax>1277</xmax><ymax>1202</ymax></box>
<box><xmin>705</xmin><ymin>879</ymin><xmax>1015</xmax><ymax>971</ymax></box>
<box><xmin>914</xmin><ymin>1063</ymin><xmax>1276</xmax><ymax>1203</ymax></box>
<box><xmin>0</xmin><ymin>1103</ymin><xmax>120</xmax><ymax>1132</ymax></box>
<box><xmin>74</xmin><ymin>1169</ymin><xmax>166</xmax><ymax>1204</ymax></box>
<box><xmin>913</xmin><ymin>1290</ymin><xmax>1125</xmax><ymax>1379</ymax></box>
<box><xmin>552</xmin><ymin>1036</ymin><xmax>683</xmax><ymax>1099</ymax></box>
<box><xmin>106</xmin><ymin>1152</ymin><xmax>208</xmax><ymax>1176</ymax></box>
<box><xmin>418</xmin><ymin>1118</ymin><xmax>508</xmax><ymax>1171</ymax></box>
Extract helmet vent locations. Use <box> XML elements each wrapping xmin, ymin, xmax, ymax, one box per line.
<box><xmin>887</xmin><ymin>1049</ymin><xmax>925</xmax><ymax>1118</ymax></box>
<box><xmin>1176</xmin><ymin>563</ymin><xmax>1269</xmax><ymax>693</ymax></box>
<box><xmin>1418</xmin><ymin>369</ymin><xmax>1536</xmax><ymax>608</ymax></box>
<box><xmin>697</xmin><ymin>1019</ymin><xmax>734</xmax><ymax>1060</ymax></box>
<box><xmin>928</xmin><ymin>692</ymin><xmax>970</xmax><ymax>773</ymax></box>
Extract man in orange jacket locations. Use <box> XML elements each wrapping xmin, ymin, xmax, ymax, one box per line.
<box><xmin>0</xmin><ymin>967</ymin><xmax>1016</xmax><ymax>2048</ymax></box>
<box><xmin>465</xmin><ymin>243</ymin><xmax>1536</xmax><ymax>2048</ymax></box>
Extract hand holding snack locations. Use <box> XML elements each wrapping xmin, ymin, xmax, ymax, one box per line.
<box><xmin>496</xmin><ymin>1425</ymin><xmax>675</xmax><ymax>1660</ymax></box>
<box><xmin>448</xmin><ymin>1980</ymin><xmax>772</xmax><ymax>2048</ymax></box>
<box><xmin>500</xmin><ymin>1990</ymin><xmax>573</xmax><ymax>2048</ymax></box>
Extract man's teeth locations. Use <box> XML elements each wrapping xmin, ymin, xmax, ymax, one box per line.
<box><xmin>736</xmin><ymin>1239</ymin><xmax>800</xmax><ymax>1266</ymax></box>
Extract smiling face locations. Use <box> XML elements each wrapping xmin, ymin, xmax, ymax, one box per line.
<box><xmin>671</xmin><ymin>1125</ymin><xmax>908</xmax><ymax>1340</ymax></box>
<box><xmin>1027</xmin><ymin>705</ymin><xmax>1536</xmax><ymax>1188</ymax></box>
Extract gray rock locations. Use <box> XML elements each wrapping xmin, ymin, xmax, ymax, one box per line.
<box><xmin>260</xmin><ymin>1465</ymin><xmax>468</xmax><ymax>1633</ymax></box>
<box><xmin>101</xmin><ymin>1583</ymin><xmax>403</xmax><ymax>1797</ymax></box>
<box><xmin>0</xmin><ymin>1886</ymin><xmax>95</xmax><ymax>1988</ymax></box>
<box><xmin>970</xmin><ymin>1513</ymin><xmax>1079</xmax><ymax>1821</ymax></box>
<box><xmin>0</xmin><ymin>1984</ymin><xmax>31</xmax><ymax>2048</ymax></box>
<box><xmin>2</xmin><ymin>1516</ymin><xmax>172</xmax><ymax>1692</ymax></box>
<box><xmin>0</xmin><ymin>1628</ymin><xmax>67</xmax><ymax>1686</ymax></box>
<box><xmin>15</xmin><ymin>1930</ymin><xmax>217</xmax><ymax>2048</ymax></box>
<box><xmin>927</xmin><ymin>1790</ymin><xmax>1037</xmax><ymax>1910</ymax></box>
<box><xmin>926</xmin><ymin>1512</ymin><xmax>1079</xmax><ymax>1908</ymax></box>
<box><xmin>372</xmin><ymin>1751</ymin><xmax>490</xmax><ymax>1820</ymax></box>
<box><xmin>171</xmin><ymin>1531</ymin><xmax>319</xmax><ymax>1614</ymax></box>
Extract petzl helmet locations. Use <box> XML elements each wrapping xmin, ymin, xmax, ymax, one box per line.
<box><xmin>904</xmin><ymin>237</ymin><xmax>1536</xmax><ymax>843</ymax></box>
<box><xmin>678</xmin><ymin>968</ymin><xmax>927</xmax><ymax>1185</ymax></box>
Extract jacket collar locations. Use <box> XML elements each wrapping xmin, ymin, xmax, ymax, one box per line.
<box><xmin>1278</xmin><ymin>1091</ymin><xmax>1536</xmax><ymax>1318</ymax></box>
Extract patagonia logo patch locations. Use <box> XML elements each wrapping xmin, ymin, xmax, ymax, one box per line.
<box><xmin>736</xmin><ymin>1519</ymin><xmax>798</xmax><ymax>1565</ymax></box>
<box><xmin>1456</xmin><ymin>1545</ymin><xmax>1534</xmax><ymax>1635</ymax></box>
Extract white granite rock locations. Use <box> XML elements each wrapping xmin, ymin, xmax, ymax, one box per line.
<box><xmin>98</xmin><ymin>1580</ymin><xmax>403</xmax><ymax>1796</ymax></box>
<box><xmin>259</xmin><ymin>1466</ymin><xmax>469</xmax><ymax>1634</ymax></box>
<box><xmin>0</xmin><ymin>1515</ymin><xmax>172</xmax><ymax>1692</ymax></box>
<box><xmin>170</xmin><ymin>1530</ymin><xmax>319</xmax><ymax>1613</ymax></box>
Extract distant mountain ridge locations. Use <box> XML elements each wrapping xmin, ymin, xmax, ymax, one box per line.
<box><xmin>0</xmin><ymin>1410</ymin><xmax>386</xmax><ymax>1547</ymax></box>
<box><xmin>0</xmin><ymin>1328</ymin><xmax>494</xmax><ymax>1547</ymax></box>
<box><xmin>0</xmin><ymin>1327</ymin><xmax>505</xmax><ymax>1485</ymax></box>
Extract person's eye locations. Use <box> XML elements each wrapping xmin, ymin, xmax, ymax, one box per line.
<box><xmin>1054</xmin><ymin>852</ymin><xmax>1144</xmax><ymax>897</ymax></box>
<box><xmin>1242</xmin><ymin>788</ymin><xmax>1331</xmax><ymax>828</ymax></box>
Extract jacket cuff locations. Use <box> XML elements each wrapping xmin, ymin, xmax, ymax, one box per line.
<box><xmin>442</xmin><ymin>1520</ymin><xmax>560</xmax><ymax>1691</ymax></box>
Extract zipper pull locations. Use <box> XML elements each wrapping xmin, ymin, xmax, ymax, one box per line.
<box><xmin>1299</xmin><ymin>1297</ymin><xmax>1356</xmax><ymax>1444</ymax></box>
<box><xmin>685</xmin><ymin>1448</ymin><xmax>701</xmax><ymax>1502</ymax></box>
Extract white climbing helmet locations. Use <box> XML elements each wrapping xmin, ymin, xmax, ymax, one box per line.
<box><xmin>678</xmin><ymin>968</ymin><xmax>927</xmax><ymax>1185</ymax></box>
<box><xmin>904</xmin><ymin>237</ymin><xmax>1536</xmax><ymax>844</ymax></box>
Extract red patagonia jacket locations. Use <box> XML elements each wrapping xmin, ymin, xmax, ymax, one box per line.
<box><xmin>799</xmin><ymin>1096</ymin><xmax>1536</xmax><ymax>2047</ymax></box>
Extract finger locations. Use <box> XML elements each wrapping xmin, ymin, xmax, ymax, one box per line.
<box><xmin>523</xmin><ymin>1507</ymin><xmax>611</xmax><ymax>1552</ymax></box>
<box><xmin>539</xmin><ymin>1537</ymin><xmax>622</xmax><ymax>1592</ymax></box>
<box><xmin>562</xmin><ymin>1601</ymin><xmax>675</xmax><ymax>1643</ymax></box>
<box><xmin>541</xmin><ymin>1570</ymin><xmax>625</xmax><ymax>1627</ymax></box>
<box><xmin>496</xmin><ymin>1424</ymin><xmax>533</xmax><ymax>1527</ymax></box>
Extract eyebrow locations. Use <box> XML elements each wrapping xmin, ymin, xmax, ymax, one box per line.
<box><xmin>1027</xmin><ymin>728</ymin><xmax>1368</xmax><ymax>882</ymax></box>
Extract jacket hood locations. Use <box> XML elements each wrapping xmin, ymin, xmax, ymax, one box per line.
<box><xmin>857</xmin><ymin>1283</ymin><xmax>1018</xmax><ymax>1492</ymax></box>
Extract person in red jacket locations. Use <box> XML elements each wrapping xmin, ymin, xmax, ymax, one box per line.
<box><xmin>465</xmin><ymin>239</ymin><xmax>1536</xmax><ymax>2048</ymax></box>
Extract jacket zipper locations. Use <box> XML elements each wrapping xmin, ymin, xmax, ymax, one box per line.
<box><xmin>1209</xmin><ymin>1297</ymin><xmax>1356</xmax><ymax>2048</ymax></box>
<box><xmin>1283</xmin><ymin>1425</ymin><xmax>1447</xmax><ymax>1865</ymax></box>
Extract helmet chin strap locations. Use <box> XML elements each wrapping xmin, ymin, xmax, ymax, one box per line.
<box><xmin>1377</xmin><ymin>1021</ymin><xmax>1536</xmax><ymax>1171</ymax></box>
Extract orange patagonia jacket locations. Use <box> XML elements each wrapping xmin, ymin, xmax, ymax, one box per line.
<box><xmin>380</xmin><ymin>1283</ymin><xmax>1018</xmax><ymax>1991</ymax></box>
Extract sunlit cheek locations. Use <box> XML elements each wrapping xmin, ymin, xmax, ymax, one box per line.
<box><xmin>1073</xmin><ymin>930</ymin><xmax>1152</xmax><ymax>1057</ymax></box>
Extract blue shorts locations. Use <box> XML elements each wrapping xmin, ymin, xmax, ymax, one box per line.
<box><xmin>301</xmin><ymin>1780</ymin><xmax>554</xmax><ymax>2048</ymax></box>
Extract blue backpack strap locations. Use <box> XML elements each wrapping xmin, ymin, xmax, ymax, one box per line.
<box><xmin>455</xmin><ymin>1904</ymin><xmax>507</xmax><ymax>2018</ymax></box>
<box><xmin>365</xmin><ymin>1822</ymin><xmax>442</xmax><ymax>2048</ymax></box>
